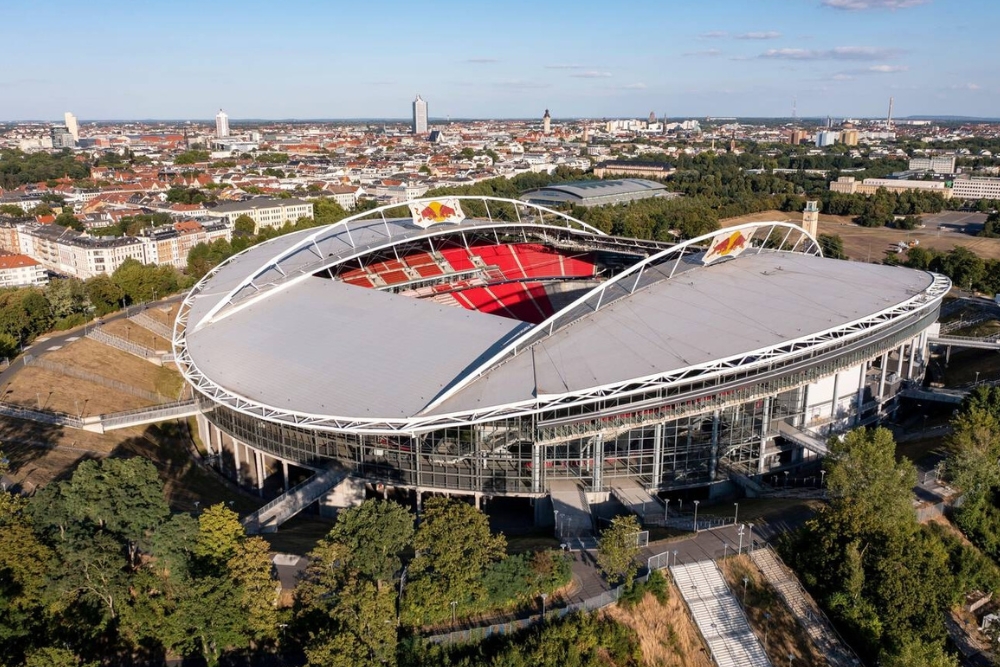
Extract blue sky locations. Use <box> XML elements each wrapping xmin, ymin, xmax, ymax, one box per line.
<box><xmin>0</xmin><ymin>0</ymin><xmax>996</xmax><ymax>121</ymax></box>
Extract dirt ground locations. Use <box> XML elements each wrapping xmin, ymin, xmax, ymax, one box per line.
<box><xmin>721</xmin><ymin>209</ymin><xmax>1000</xmax><ymax>262</ymax></box>
<box><xmin>44</xmin><ymin>338</ymin><xmax>184</xmax><ymax>399</ymax></box>
<box><xmin>604</xmin><ymin>579</ymin><xmax>714</xmax><ymax>667</ymax></box>
<box><xmin>1</xmin><ymin>417</ymin><xmax>260</xmax><ymax>514</ymax></box>
<box><xmin>100</xmin><ymin>317</ymin><xmax>171</xmax><ymax>352</ymax></box>
<box><xmin>3</xmin><ymin>366</ymin><xmax>152</xmax><ymax>415</ymax></box>
<box><xmin>718</xmin><ymin>555</ymin><xmax>828</xmax><ymax>666</ymax></box>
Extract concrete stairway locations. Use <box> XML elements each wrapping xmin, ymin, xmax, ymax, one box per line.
<box><xmin>549</xmin><ymin>479</ymin><xmax>594</xmax><ymax>538</ymax></box>
<box><xmin>128</xmin><ymin>310</ymin><xmax>174</xmax><ymax>340</ymax></box>
<box><xmin>670</xmin><ymin>560</ymin><xmax>772</xmax><ymax>667</ymax></box>
<box><xmin>611</xmin><ymin>480</ymin><xmax>664</xmax><ymax>526</ymax></box>
<box><xmin>243</xmin><ymin>467</ymin><xmax>350</xmax><ymax>534</ymax></box>
<box><xmin>750</xmin><ymin>548</ymin><xmax>862</xmax><ymax>667</ymax></box>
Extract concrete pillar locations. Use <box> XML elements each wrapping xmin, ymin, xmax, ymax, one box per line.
<box><xmin>592</xmin><ymin>434</ymin><xmax>604</xmax><ymax>491</ymax></box>
<box><xmin>896</xmin><ymin>343</ymin><xmax>905</xmax><ymax>377</ymax></box>
<box><xmin>282</xmin><ymin>460</ymin><xmax>289</xmax><ymax>491</ymax></box>
<box><xmin>652</xmin><ymin>423</ymin><xmax>664</xmax><ymax>488</ymax></box>
<box><xmin>855</xmin><ymin>364</ymin><xmax>866</xmax><ymax>425</ymax></box>
<box><xmin>415</xmin><ymin>489</ymin><xmax>423</xmax><ymax>514</ymax></box>
<box><xmin>531</xmin><ymin>444</ymin><xmax>543</xmax><ymax>494</ymax></box>
<box><xmin>196</xmin><ymin>413</ymin><xmax>213</xmax><ymax>456</ymax></box>
<box><xmin>831</xmin><ymin>371</ymin><xmax>840</xmax><ymax>423</ymax></box>
<box><xmin>474</xmin><ymin>492</ymin><xmax>481</xmax><ymax>510</ymax></box>
<box><xmin>233</xmin><ymin>435</ymin><xmax>241</xmax><ymax>479</ymax></box>
<box><xmin>907</xmin><ymin>337</ymin><xmax>917</xmax><ymax>379</ymax></box>
<box><xmin>709</xmin><ymin>410</ymin><xmax>720</xmax><ymax>481</ymax></box>
<box><xmin>254</xmin><ymin>449</ymin><xmax>264</xmax><ymax>497</ymax></box>
<box><xmin>758</xmin><ymin>397</ymin><xmax>771</xmax><ymax>476</ymax></box>
<box><xmin>945</xmin><ymin>345</ymin><xmax>952</xmax><ymax>365</ymax></box>
<box><xmin>878</xmin><ymin>352</ymin><xmax>888</xmax><ymax>401</ymax></box>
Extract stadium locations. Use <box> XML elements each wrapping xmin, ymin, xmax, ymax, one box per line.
<box><xmin>173</xmin><ymin>196</ymin><xmax>949</xmax><ymax>533</ymax></box>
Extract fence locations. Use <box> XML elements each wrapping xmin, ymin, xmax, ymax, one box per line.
<box><xmin>426</xmin><ymin>573</ymin><xmax>651</xmax><ymax>646</ymax></box>
<box><xmin>23</xmin><ymin>355</ymin><xmax>173</xmax><ymax>404</ymax></box>
<box><xmin>86</xmin><ymin>327</ymin><xmax>156</xmax><ymax>360</ymax></box>
<box><xmin>128</xmin><ymin>310</ymin><xmax>173</xmax><ymax>340</ymax></box>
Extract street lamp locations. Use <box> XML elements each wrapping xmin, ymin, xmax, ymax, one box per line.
<box><xmin>451</xmin><ymin>600</ymin><xmax>457</xmax><ymax>626</ymax></box>
<box><xmin>784</xmin><ymin>470</ymin><xmax>789</xmax><ymax>488</ymax></box>
<box><xmin>540</xmin><ymin>593</ymin><xmax>548</xmax><ymax>620</ymax></box>
<box><xmin>743</xmin><ymin>576</ymin><xmax>749</xmax><ymax>606</ymax></box>
<box><xmin>820</xmin><ymin>470</ymin><xmax>826</xmax><ymax>487</ymax></box>
<box><xmin>693</xmin><ymin>500</ymin><xmax>700</xmax><ymax>533</ymax></box>
<box><xmin>664</xmin><ymin>499</ymin><xmax>670</xmax><ymax>521</ymax></box>
<box><xmin>734</xmin><ymin>502</ymin><xmax>739</xmax><ymax>525</ymax></box>
<box><xmin>738</xmin><ymin>523</ymin><xmax>745</xmax><ymax>555</ymax></box>
<box><xmin>789</xmin><ymin>653</ymin><xmax>795</xmax><ymax>667</ymax></box>
<box><xmin>976</xmin><ymin>371</ymin><xmax>981</xmax><ymax>386</ymax></box>
<box><xmin>672</xmin><ymin>549</ymin><xmax>678</xmax><ymax>567</ymax></box>
<box><xmin>764</xmin><ymin>611</ymin><xmax>771</xmax><ymax>649</ymax></box>
<box><xmin>723</xmin><ymin>543</ymin><xmax>729</xmax><ymax>559</ymax></box>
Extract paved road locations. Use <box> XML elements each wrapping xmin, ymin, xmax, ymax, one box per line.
<box><xmin>0</xmin><ymin>295</ymin><xmax>184</xmax><ymax>391</ymax></box>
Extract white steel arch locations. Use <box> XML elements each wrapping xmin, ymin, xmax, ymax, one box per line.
<box><xmin>418</xmin><ymin>221</ymin><xmax>823</xmax><ymax>414</ymax></box>
<box><xmin>192</xmin><ymin>196</ymin><xmax>608</xmax><ymax>330</ymax></box>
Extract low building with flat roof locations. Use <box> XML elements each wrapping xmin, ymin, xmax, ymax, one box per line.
<box><xmin>520</xmin><ymin>178</ymin><xmax>671</xmax><ymax>208</ymax></box>
<box><xmin>593</xmin><ymin>161</ymin><xmax>675</xmax><ymax>179</ymax></box>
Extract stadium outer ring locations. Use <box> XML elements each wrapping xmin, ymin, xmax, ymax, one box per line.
<box><xmin>173</xmin><ymin>196</ymin><xmax>950</xmax><ymax>436</ymax></box>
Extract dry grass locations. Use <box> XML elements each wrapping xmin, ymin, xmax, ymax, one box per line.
<box><xmin>719</xmin><ymin>555</ymin><xmax>827</xmax><ymax>667</ymax></box>
<box><xmin>2</xmin><ymin>366</ymin><xmax>152</xmax><ymax>415</ymax></box>
<box><xmin>144</xmin><ymin>302</ymin><xmax>180</xmax><ymax>328</ymax></box>
<box><xmin>721</xmin><ymin>209</ymin><xmax>1000</xmax><ymax>262</ymax></box>
<box><xmin>44</xmin><ymin>338</ymin><xmax>184</xmax><ymax>399</ymax></box>
<box><xmin>939</xmin><ymin>348</ymin><xmax>1000</xmax><ymax>386</ymax></box>
<box><xmin>605</xmin><ymin>579</ymin><xmax>714</xmax><ymax>667</ymax></box>
<box><xmin>100</xmin><ymin>317</ymin><xmax>171</xmax><ymax>352</ymax></box>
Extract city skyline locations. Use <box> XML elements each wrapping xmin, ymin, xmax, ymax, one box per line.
<box><xmin>0</xmin><ymin>0</ymin><xmax>997</xmax><ymax>121</ymax></box>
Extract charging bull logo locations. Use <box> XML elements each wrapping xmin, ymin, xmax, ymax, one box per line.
<box><xmin>409</xmin><ymin>198</ymin><xmax>466</xmax><ymax>228</ymax></box>
<box><xmin>703</xmin><ymin>228</ymin><xmax>752</xmax><ymax>265</ymax></box>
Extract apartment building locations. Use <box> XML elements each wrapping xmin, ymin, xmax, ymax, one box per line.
<box><xmin>593</xmin><ymin>160</ymin><xmax>675</xmax><ymax>179</ymax></box>
<box><xmin>0</xmin><ymin>254</ymin><xmax>48</xmax><ymax>287</ymax></box>
<box><xmin>909</xmin><ymin>155</ymin><xmax>957</xmax><ymax>174</ymax></box>
<box><xmin>950</xmin><ymin>175</ymin><xmax>1000</xmax><ymax>200</ymax></box>
<box><xmin>829</xmin><ymin>176</ymin><xmax>953</xmax><ymax>198</ymax></box>
<box><xmin>206</xmin><ymin>198</ymin><xmax>314</xmax><ymax>231</ymax></box>
<box><xmin>18</xmin><ymin>223</ymin><xmax>147</xmax><ymax>279</ymax></box>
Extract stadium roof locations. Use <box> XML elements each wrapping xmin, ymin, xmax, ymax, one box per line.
<box><xmin>176</xmin><ymin>198</ymin><xmax>947</xmax><ymax>432</ymax></box>
<box><xmin>529</xmin><ymin>179</ymin><xmax>665</xmax><ymax>197</ymax></box>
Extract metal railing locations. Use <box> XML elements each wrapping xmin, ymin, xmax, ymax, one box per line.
<box><xmin>128</xmin><ymin>310</ymin><xmax>173</xmax><ymax>340</ymax></box>
<box><xmin>86</xmin><ymin>327</ymin><xmax>157</xmax><ymax>359</ymax></box>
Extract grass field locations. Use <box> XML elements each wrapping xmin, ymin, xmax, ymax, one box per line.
<box><xmin>720</xmin><ymin>209</ymin><xmax>1000</xmax><ymax>262</ymax></box>
<box><xmin>604</xmin><ymin>578</ymin><xmax>714</xmax><ymax>667</ymax></box>
<box><xmin>3</xmin><ymin>366</ymin><xmax>152</xmax><ymax>415</ymax></box>
<box><xmin>45</xmin><ymin>338</ymin><xmax>184</xmax><ymax>399</ymax></box>
<box><xmin>100</xmin><ymin>317</ymin><xmax>171</xmax><ymax>352</ymax></box>
<box><xmin>719</xmin><ymin>554</ymin><xmax>828</xmax><ymax>666</ymax></box>
<box><xmin>144</xmin><ymin>302</ymin><xmax>181</xmax><ymax>329</ymax></box>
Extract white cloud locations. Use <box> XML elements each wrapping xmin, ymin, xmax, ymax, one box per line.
<box><xmin>570</xmin><ymin>71</ymin><xmax>613</xmax><ymax>78</ymax></box>
<box><xmin>832</xmin><ymin>73</ymin><xmax>855</xmax><ymax>80</ymax></box>
<box><xmin>867</xmin><ymin>64</ymin><xmax>908</xmax><ymax>72</ymax></box>
<box><xmin>545</xmin><ymin>64</ymin><xmax>587</xmax><ymax>70</ymax></box>
<box><xmin>761</xmin><ymin>46</ymin><xmax>901</xmax><ymax>60</ymax></box>
<box><xmin>700</xmin><ymin>31</ymin><xmax>728</xmax><ymax>39</ymax></box>
<box><xmin>683</xmin><ymin>49</ymin><xmax>722</xmax><ymax>57</ymax></box>
<box><xmin>735</xmin><ymin>31</ymin><xmax>782</xmax><ymax>39</ymax></box>
<box><xmin>622</xmin><ymin>82</ymin><xmax>647</xmax><ymax>90</ymax></box>
<box><xmin>822</xmin><ymin>0</ymin><xmax>929</xmax><ymax>9</ymax></box>
<box><xmin>950</xmin><ymin>82</ymin><xmax>982</xmax><ymax>91</ymax></box>
<box><xmin>464</xmin><ymin>58</ymin><xmax>498</xmax><ymax>64</ymax></box>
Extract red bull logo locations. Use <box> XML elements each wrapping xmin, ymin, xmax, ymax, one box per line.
<box><xmin>703</xmin><ymin>228</ymin><xmax>753</xmax><ymax>265</ymax></box>
<box><xmin>419</xmin><ymin>201</ymin><xmax>456</xmax><ymax>222</ymax></box>
<box><xmin>409</xmin><ymin>198</ymin><xmax>466</xmax><ymax>228</ymax></box>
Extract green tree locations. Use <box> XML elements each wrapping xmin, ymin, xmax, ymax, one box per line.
<box><xmin>596</xmin><ymin>515</ymin><xmax>642</xmax><ymax>587</ymax></box>
<box><xmin>194</xmin><ymin>503</ymin><xmax>245</xmax><ymax>569</ymax></box>
<box><xmin>233</xmin><ymin>214</ymin><xmax>256</xmax><ymax>236</ymax></box>
<box><xmin>324</xmin><ymin>499</ymin><xmax>414</xmax><ymax>586</ymax></box>
<box><xmin>84</xmin><ymin>274</ymin><xmax>125</xmax><ymax>315</ymax></box>
<box><xmin>227</xmin><ymin>536</ymin><xmax>279</xmax><ymax>644</ymax></box>
<box><xmin>23</xmin><ymin>647</ymin><xmax>97</xmax><ymax>667</ymax></box>
<box><xmin>403</xmin><ymin>497</ymin><xmax>506</xmax><ymax>625</ymax></box>
<box><xmin>818</xmin><ymin>233</ymin><xmax>846</xmax><ymax>259</ymax></box>
<box><xmin>54</xmin><ymin>211</ymin><xmax>84</xmax><ymax>232</ymax></box>
<box><xmin>45</xmin><ymin>278</ymin><xmax>89</xmax><ymax>319</ymax></box>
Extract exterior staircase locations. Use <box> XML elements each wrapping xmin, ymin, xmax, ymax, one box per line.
<box><xmin>243</xmin><ymin>467</ymin><xmax>350</xmax><ymax>534</ymax></box>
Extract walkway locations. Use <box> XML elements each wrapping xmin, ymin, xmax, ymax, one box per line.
<box><xmin>670</xmin><ymin>560</ymin><xmax>771</xmax><ymax>667</ymax></box>
<box><xmin>550</xmin><ymin>479</ymin><xmax>593</xmax><ymax>538</ymax></box>
<box><xmin>750</xmin><ymin>547</ymin><xmax>862</xmax><ymax>667</ymax></box>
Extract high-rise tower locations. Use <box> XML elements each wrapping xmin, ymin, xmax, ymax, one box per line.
<box><xmin>63</xmin><ymin>112</ymin><xmax>79</xmax><ymax>142</ymax></box>
<box><xmin>542</xmin><ymin>109</ymin><xmax>551</xmax><ymax>135</ymax></box>
<box><xmin>802</xmin><ymin>201</ymin><xmax>819</xmax><ymax>239</ymax></box>
<box><xmin>215</xmin><ymin>109</ymin><xmax>230</xmax><ymax>138</ymax></box>
<box><xmin>412</xmin><ymin>95</ymin><xmax>428</xmax><ymax>134</ymax></box>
